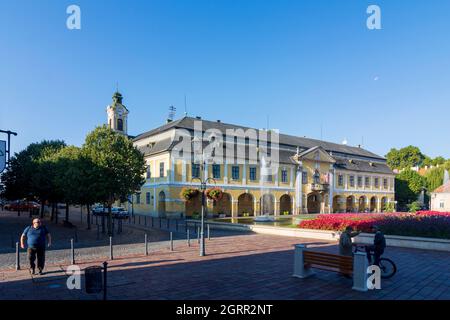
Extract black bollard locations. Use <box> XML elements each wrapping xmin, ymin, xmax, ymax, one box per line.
<box><xmin>15</xmin><ymin>242</ymin><xmax>20</xmax><ymax>271</ymax></box>
<box><xmin>145</xmin><ymin>233</ymin><xmax>148</xmax><ymax>256</ymax></box>
<box><xmin>71</xmin><ymin>238</ymin><xmax>75</xmax><ymax>265</ymax></box>
<box><xmin>103</xmin><ymin>261</ymin><xmax>108</xmax><ymax>301</ymax></box>
<box><xmin>207</xmin><ymin>224</ymin><xmax>210</xmax><ymax>240</ymax></box>
<box><xmin>109</xmin><ymin>237</ymin><xmax>113</xmax><ymax>260</ymax></box>
<box><xmin>170</xmin><ymin>232</ymin><xmax>174</xmax><ymax>251</ymax></box>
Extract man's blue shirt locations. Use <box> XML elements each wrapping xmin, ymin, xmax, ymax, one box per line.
<box><xmin>22</xmin><ymin>225</ymin><xmax>49</xmax><ymax>248</ymax></box>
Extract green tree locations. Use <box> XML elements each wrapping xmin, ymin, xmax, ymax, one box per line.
<box><xmin>83</xmin><ymin>126</ymin><xmax>146</xmax><ymax>235</ymax></box>
<box><xmin>386</xmin><ymin>146</ymin><xmax>425</xmax><ymax>170</ymax></box>
<box><xmin>1</xmin><ymin>140</ymin><xmax>66</xmax><ymax>217</ymax></box>
<box><xmin>395</xmin><ymin>169</ymin><xmax>426</xmax><ymax>210</ymax></box>
<box><xmin>51</xmin><ymin>146</ymin><xmax>104</xmax><ymax>229</ymax></box>
<box><xmin>425</xmin><ymin>167</ymin><xmax>445</xmax><ymax>192</ymax></box>
<box><xmin>432</xmin><ymin>156</ymin><xmax>446</xmax><ymax>166</ymax></box>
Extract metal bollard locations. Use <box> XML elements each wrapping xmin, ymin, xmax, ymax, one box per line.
<box><xmin>109</xmin><ymin>237</ymin><xmax>113</xmax><ymax>260</ymax></box>
<box><xmin>71</xmin><ymin>238</ymin><xmax>75</xmax><ymax>265</ymax></box>
<box><xmin>197</xmin><ymin>226</ymin><xmax>200</xmax><ymax>244</ymax></box>
<box><xmin>187</xmin><ymin>230</ymin><xmax>190</xmax><ymax>247</ymax></box>
<box><xmin>103</xmin><ymin>261</ymin><xmax>108</xmax><ymax>301</ymax></box>
<box><xmin>170</xmin><ymin>232</ymin><xmax>174</xmax><ymax>251</ymax></box>
<box><xmin>208</xmin><ymin>224</ymin><xmax>210</xmax><ymax>240</ymax></box>
<box><xmin>145</xmin><ymin>233</ymin><xmax>148</xmax><ymax>256</ymax></box>
<box><xmin>15</xmin><ymin>242</ymin><xmax>20</xmax><ymax>271</ymax></box>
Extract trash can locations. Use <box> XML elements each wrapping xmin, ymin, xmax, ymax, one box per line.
<box><xmin>85</xmin><ymin>266</ymin><xmax>103</xmax><ymax>294</ymax></box>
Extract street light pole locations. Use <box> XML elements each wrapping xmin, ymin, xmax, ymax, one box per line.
<box><xmin>191</xmin><ymin>160</ymin><xmax>215</xmax><ymax>257</ymax></box>
<box><xmin>199</xmin><ymin>174</ymin><xmax>206</xmax><ymax>257</ymax></box>
<box><xmin>191</xmin><ymin>135</ymin><xmax>216</xmax><ymax>257</ymax></box>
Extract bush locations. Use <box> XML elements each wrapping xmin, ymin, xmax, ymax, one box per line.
<box><xmin>407</xmin><ymin>201</ymin><xmax>421</xmax><ymax>213</ymax></box>
<box><xmin>383</xmin><ymin>202</ymin><xmax>396</xmax><ymax>213</ymax></box>
<box><xmin>298</xmin><ymin>211</ymin><xmax>450</xmax><ymax>239</ymax></box>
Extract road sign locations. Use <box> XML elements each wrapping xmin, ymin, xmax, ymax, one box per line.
<box><xmin>0</xmin><ymin>140</ymin><xmax>6</xmax><ymax>173</ymax></box>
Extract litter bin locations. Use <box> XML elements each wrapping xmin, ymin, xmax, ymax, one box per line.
<box><xmin>85</xmin><ymin>266</ymin><xmax>103</xmax><ymax>294</ymax></box>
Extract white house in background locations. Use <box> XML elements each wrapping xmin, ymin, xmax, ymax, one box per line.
<box><xmin>430</xmin><ymin>181</ymin><xmax>450</xmax><ymax>211</ymax></box>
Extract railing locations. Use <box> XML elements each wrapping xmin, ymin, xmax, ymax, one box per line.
<box><xmin>310</xmin><ymin>183</ymin><xmax>329</xmax><ymax>192</ymax></box>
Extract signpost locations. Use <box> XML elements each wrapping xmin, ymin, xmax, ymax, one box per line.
<box><xmin>0</xmin><ymin>130</ymin><xmax>18</xmax><ymax>173</ymax></box>
<box><xmin>0</xmin><ymin>140</ymin><xmax>5</xmax><ymax>173</ymax></box>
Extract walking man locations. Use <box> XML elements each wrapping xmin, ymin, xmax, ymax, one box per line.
<box><xmin>20</xmin><ymin>218</ymin><xmax>51</xmax><ymax>275</ymax></box>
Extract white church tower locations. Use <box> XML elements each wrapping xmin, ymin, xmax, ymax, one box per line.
<box><xmin>107</xmin><ymin>91</ymin><xmax>129</xmax><ymax>135</ymax></box>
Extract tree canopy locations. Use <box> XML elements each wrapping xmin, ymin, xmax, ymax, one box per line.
<box><xmin>1</xmin><ymin>127</ymin><xmax>146</xmax><ymax>232</ymax></box>
<box><xmin>386</xmin><ymin>146</ymin><xmax>425</xmax><ymax>170</ymax></box>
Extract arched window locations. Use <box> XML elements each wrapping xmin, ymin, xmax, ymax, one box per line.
<box><xmin>117</xmin><ymin>118</ymin><xmax>123</xmax><ymax>131</ymax></box>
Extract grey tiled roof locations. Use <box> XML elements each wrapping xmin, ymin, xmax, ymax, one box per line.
<box><xmin>133</xmin><ymin>116</ymin><xmax>393</xmax><ymax>174</ymax></box>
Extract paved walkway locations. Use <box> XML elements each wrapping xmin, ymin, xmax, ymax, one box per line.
<box><xmin>1</xmin><ymin>231</ymin><xmax>450</xmax><ymax>300</ymax></box>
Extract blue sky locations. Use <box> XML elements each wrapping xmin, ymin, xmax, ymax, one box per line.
<box><xmin>1</xmin><ymin>0</ymin><xmax>450</xmax><ymax>158</ymax></box>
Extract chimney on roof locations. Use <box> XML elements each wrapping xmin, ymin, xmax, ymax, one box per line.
<box><xmin>166</xmin><ymin>119</ymin><xmax>173</xmax><ymax>123</ymax></box>
<box><xmin>195</xmin><ymin>116</ymin><xmax>201</xmax><ymax>120</ymax></box>
<box><xmin>217</xmin><ymin>120</ymin><xmax>221</xmax><ymax>123</ymax></box>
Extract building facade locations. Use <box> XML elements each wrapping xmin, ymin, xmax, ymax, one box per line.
<box><xmin>430</xmin><ymin>181</ymin><xmax>450</xmax><ymax>211</ymax></box>
<box><xmin>107</xmin><ymin>93</ymin><xmax>395</xmax><ymax>217</ymax></box>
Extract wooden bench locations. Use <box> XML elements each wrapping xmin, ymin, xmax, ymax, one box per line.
<box><xmin>293</xmin><ymin>244</ymin><xmax>369</xmax><ymax>292</ymax></box>
<box><xmin>303</xmin><ymin>251</ymin><xmax>353</xmax><ymax>276</ymax></box>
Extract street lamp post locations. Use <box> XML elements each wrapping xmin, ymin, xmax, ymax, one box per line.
<box><xmin>191</xmin><ymin>136</ymin><xmax>215</xmax><ymax>257</ymax></box>
<box><xmin>192</xmin><ymin>169</ymin><xmax>216</xmax><ymax>257</ymax></box>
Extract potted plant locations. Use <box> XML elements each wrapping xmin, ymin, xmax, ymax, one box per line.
<box><xmin>181</xmin><ymin>188</ymin><xmax>199</xmax><ymax>201</ymax></box>
<box><xmin>206</xmin><ymin>188</ymin><xmax>223</xmax><ymax>201</ymax></box>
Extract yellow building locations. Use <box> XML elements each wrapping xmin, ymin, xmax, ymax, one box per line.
<box><xmin>106</xmin><ymin>93</ymin><xmax>395</xmax><ymax>218</ymax></box>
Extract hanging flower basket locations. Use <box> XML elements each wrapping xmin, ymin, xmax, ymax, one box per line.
<box><xmin>206</xmin><ymin>188</ymin><xmax>223</xmax><ymax>201</ymax></box>
<box><xmin>181</xmin><ymin>188</ymin><xmax>199</xmax><ymax>201</ymax></box>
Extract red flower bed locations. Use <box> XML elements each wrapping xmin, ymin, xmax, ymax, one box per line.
<box><xmin>298</xmin><ymin>211</ymin><xmax>450</xmax><ymax>239</ymax></box>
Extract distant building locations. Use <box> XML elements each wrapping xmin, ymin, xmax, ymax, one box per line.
<box><xmin>431</xmin><ymin>181</ymin><xmax>450</xmax><ymax>211</ymax></box>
